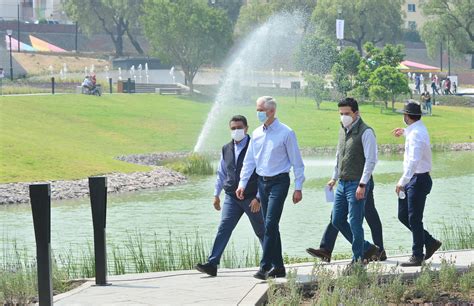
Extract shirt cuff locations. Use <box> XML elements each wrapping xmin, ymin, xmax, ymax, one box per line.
<box><xmin>238</xmin><ymin>181</ymin><xmax>247</xmax><ymax>190</ymax></box>
<box><xmin>295</xmin><ymin>181</ymin><xmax>303</xmax><ymax>191</ymax></box>
<box><xmin>398</xmin><ymin>176</ymin><xmax>410</xmax><ymax>187</ymax></box>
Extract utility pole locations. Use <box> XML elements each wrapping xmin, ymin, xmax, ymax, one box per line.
<box><xmin>17</xmin><ymin>2</ymin><xmax>20</xmax><ymax>52</ymax></box>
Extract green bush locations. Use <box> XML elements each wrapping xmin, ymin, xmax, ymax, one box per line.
<box><xmin>167</xmin><ymin>153</ymin><xmax>214</xmax><ymax>176</ymax></box>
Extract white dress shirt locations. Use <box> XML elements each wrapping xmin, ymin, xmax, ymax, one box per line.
<box><xmin>398</xmin><ymin>120</ymin><xmax>432</xmax><ymax>186</ymax></box>
<box><xmin>239</xmin><ymin>118</ymin><xmax>305</xmax><ymax>190</ymax></box>
<box><xmin>332</xmin><ymin>117</ymin><xmax>378</xmax><ymax>184</ymax></box>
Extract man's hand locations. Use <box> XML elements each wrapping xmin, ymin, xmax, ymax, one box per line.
<box><xmin>235</xmin><ymin>187</ymin><xmax>245</xmax><ymax>200</ymax></box>
<box><xmin>392</xmin><ymin>128</ymin><xmax>405</xmax><ymax>138</ymax></box>
<box><xmin>395</xmin><ymin>184</ymin><xmax>403</xmax><ymax>196</ymax></box>
<box><xmin>355</xmin><ymin>186</ymin><xmax>366</xmax><ymax>200</ymax></box>
<box><xmin>249</xmin><ymin>198</ymin><xmax>261</xmax><ymax>213</ymax></box>
<box><xmin>213</xmin><ymin>196</ymin><xmax>221</xmax><ymax>211</ymax></box>
<box><xmin>327</xmin><ymin>179</ymin><xmax>337</xmax><ymax>191</ymax></box>
<box><xmin>293</xmin><ymin>190</ymin><xmax>302</xmax><ymax>204</ymax></box>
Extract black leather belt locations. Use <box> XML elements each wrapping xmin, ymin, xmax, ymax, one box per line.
<box><xmin>414</xmin><ymin>172</ymin><xmax>430</xmax><ymax>176</ymax></box>
<box><xmin>261</xmin><ymin>173</ymin><xmax>289</xmax><ymax>181</ymax></box>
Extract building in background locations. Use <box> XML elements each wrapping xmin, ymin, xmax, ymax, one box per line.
<box><xmin>0</xmin><ymin>0</ymin><xmax>68</xmax><ymax>23</ymax></box>
<box><xmin>402</xmin><ymin>0</ymin><xmax>428</xmax><ymax>30</ymax></box>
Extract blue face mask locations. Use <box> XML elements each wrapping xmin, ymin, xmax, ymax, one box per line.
<box><xmin>257</xmin><ymin>111</ymin><xmax>267</xmax><ymax>123</ymax></box>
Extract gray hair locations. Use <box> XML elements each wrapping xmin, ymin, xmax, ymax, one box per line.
<box><xmin>258</xmin><ymin>96</ymin><xmax>277</xmax><ymax>110</ymax></box>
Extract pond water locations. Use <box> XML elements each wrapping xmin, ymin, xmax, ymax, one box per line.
<box><xmin>1</xmin><ymin>151</ymin><xmax>472</xmax><ymax>262</ymax></box>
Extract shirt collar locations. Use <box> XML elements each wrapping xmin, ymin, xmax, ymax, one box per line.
<box><xmin>405</xmin><ymin>119</ymin><xmax>423</xmax><ymax>134</ymax></box>
<box><xmin>263</xmin><ymin>118</ymin><xmax>279</xmax><ymax>131</ymax></box>
<box><xmin>234</xmin><ymin>134</ymin><xmax>249</xmax><ymax>147</ymax></box>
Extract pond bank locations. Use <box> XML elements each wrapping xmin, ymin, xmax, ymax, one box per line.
<box><xmin>1</xmin><ymin>143</ymin><xmax>472</xmax><ymax>205</ymax></box>
<box><xmin>0</xmin><ymin>166</ymin><xmax>186</xmax><ymax>205</ymax></box>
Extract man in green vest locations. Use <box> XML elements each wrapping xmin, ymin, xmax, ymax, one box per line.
<box><xmin>329</xmin><ymin>98</ymin><xmax>379</xmax><ymax>264</ymax></box>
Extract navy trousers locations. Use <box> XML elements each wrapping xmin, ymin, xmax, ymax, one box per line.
<box><xmin>398</xmin><ymin>173</ymin><xmax>437</xmax><ymax>258</ymax></box>
<box><xmin>258</xmin><ymin>174</ymin><xmax>290</xmax><ymax>271</ymax></box>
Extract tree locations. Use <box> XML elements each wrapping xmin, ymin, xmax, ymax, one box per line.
<box><xmin>353</xmin><ymin>42</ymin><xmax>405</xmax><ymax>99</ymax></box>
<box><xmin>311</xmin><ymin>0</ymin><xmax>404</xmax><ymax>55</ymax></box>
<box><xmin>295</xmin><ymin>35</ymin><xmax>338</xmax><ymax>75</ymax></box>
<box><xmin>420</xmin><ymin>0</ymin><xmax>474</xmax><ymax>68</ymax></box>
<box><xmin>208</xmin><ymin>0</ymin><xmax>244</xmax><ymax>25</ymax></box>
<box><xmin>337</xmin><ymin>47</ymin><xmax>361</xmax><ymax>86</ymax></box>
<box><xmin>235</xmin><ymin>0</ymin><xmax>317</xmax><ymax>37</ymax></box>
<box><xmin>331</xmin><ymin>63</ymin><xmax>352</xmax><ymax>97</ymax></box>
<box><xmin>142</xmin><ymin>0</ymin><xmax>233</xmax><ymax>93</ymax></box>
<box><xmin>305</xmin><ymin>74</ymin><xmax>330</xmax><ymax>109</ymax></box>
<box><xmin>368</xmin><ymin>65</ymin><xmax>410</xmax><ymax>111</ymax></box>
<box><xmin>63</xmin><ymin>0</ymin><xmax>144</xmax><ymax>56</ymax></box>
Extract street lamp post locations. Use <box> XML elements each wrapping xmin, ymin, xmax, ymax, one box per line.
<box><xmin>7</xmin><ymin>29</ymin><xmax>13</xmax><ymax>81</ymax></box>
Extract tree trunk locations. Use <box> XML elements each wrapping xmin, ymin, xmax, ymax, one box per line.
<box><xmin>114</xmin><ymin>21</ymin><xmax>124</xmax><ymax>56</ymax></box>
<box><xmin>356</xmin><ymin>41</ymin><xmax>363</xmax><ymax>56</ymax></box>
<box><xmin>127</xmin><ymin>29</ymin><xmax>144</xmax><ymax>55</ymax></box>
<box><xmin>391</xmin><ymin>95</ymin><xmax>396</xmax><ymax>111</ymax></box>
<box><xmin>316</xmin><ymin>100</ymin><xmax>321</xmax><ymax>109</ymax></box>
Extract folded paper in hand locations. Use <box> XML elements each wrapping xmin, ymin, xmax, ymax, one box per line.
<box><xmin>325</xmin><ymin>186</ymin><xmax>335</xmax><ymax>203</ymax></box>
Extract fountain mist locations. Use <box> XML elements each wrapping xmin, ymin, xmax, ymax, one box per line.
<box><xmin>193</xmin><ymin>12</ymin><xmax>304</xmax><ymax>153</ymax></box>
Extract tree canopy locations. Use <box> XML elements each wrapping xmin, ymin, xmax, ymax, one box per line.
<box><xmin>420</xmin><ymin>0</ymin><xmax>474</xmax><ymax>68</ymax></box>
<box><xmin>311</xmin><ymin>0</ymin><xmax>404</xmax><ymax>54</ymax></box>
<box><xmin>142</xmin><ymin>0</ymin><xmax>233</xmax><ymax>93</ymax></box>
<box><xmin>63</xmin><ymin>0</ymin><xmax>144</xmax><ymax>56</ymax></box>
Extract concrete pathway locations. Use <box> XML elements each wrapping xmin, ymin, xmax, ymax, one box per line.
<box><xmin>54</xmin><ymin>250</ymin><xmax>473</xmax><ymax>306</ymax></box>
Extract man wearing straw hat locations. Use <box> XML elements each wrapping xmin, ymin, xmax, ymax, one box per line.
<box><xmin>392</xmin><ymin>100</ymin><xmax>442</xmax><ymax>267</ymax></box>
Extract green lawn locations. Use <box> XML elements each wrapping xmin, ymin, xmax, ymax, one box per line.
<box><xmin>0</xmin><ymin>94</ymin><xmax>472</xmax><ymax>183</ymax></box>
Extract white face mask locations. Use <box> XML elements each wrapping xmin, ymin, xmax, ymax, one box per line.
<box><xmin>231</xmin><ymin>129</ymin><xmax>246</xmax><ymax>142</ymax></box>
<box><xmin>340</xmin><ymin>115</ymin><xmax>353</xmax><ymax>128</ymax></box>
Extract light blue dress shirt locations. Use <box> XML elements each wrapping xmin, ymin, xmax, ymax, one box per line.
<box><xmin>239</xmin><ymin>119</ymin><xmax>305</xmax><ymax>190</ymax></box>
<box><xmin>214</xmin><ymin>135</ymin><xmax>249</xmax><ymax>197</ymax></box>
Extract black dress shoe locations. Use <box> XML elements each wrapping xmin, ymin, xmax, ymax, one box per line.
<box><xmin>267</xmin><ymin>266</ymin><xmax>286</xmax><ymax>278</ymax></box>
<box><xmin>425</xmin><ymin>240</ymin><xmax>442</xmax><ymax>260</ymax></box>
<box><xmin>306</xmin><ymin>248</ymin><xmax>331</xmax><ymax>263</ymax></box>
<box><xmin>195</xmin><ymin>262</ymin><xmax>217</xmax><ymax>277</ymax></box>
<box><xmin>253</xmin><ymin>269</ymin><xmax>268</xmax><ymax>280</ymax></box>
<box><xmin>400</xmin><ymin>255</ymin><xmax>424</xmax><ymax>267</ymax></box>
<box><xmin>363</xmin><ymin>244</ymin><xmax>380</xmax><ymax>261</ymax></box>
<box><xmin>377</xmin><ymin>249</ymin><xmax>387</xmax><ymax>261</ymax></box>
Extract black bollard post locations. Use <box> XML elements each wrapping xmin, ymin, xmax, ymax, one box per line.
<box><xmin>109</xmin><ymin>77</ymin><xmax>112</xmax><ymax>94</ymax></box>
<box><xmin>51</xmin><ymin>77</ymin><xmax>55</xmax><ymax>95</ymax></box>
<box><xmin>29</xmin><ymin>183</ymin><xmax>53</xmax><ymax>306</ymax></box>
<box><xmin>89</xmin><ymin>176</ymin><xmax>110</xmax><ymax>286</ymax></box>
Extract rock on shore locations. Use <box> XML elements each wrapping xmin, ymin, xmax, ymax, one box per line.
<box><xmin>0</xmin><ymin>166</ymin><xmax>186</xmax><ymax>205</ymax></box>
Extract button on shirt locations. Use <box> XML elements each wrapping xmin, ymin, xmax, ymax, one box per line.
<box><xmin>214</xmin><ymin>135</ymin><xmax>249</xmax><ymax>197</ymax></box>
<box><xmin>239</xmin><ymin>119</ymin><xmax>305</xmax><ymax>190</ymax></box>
<box><xmin>398</xmin><ymin>120</ymin><xmax>432</xmax><ymax>186</ymax></box>
<box><xmin>332</xmin><ymin>117</ymin><xmax>378</xmax><ymax>184</ymax></box>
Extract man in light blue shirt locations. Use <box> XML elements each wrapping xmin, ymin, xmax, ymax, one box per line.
<box><xmin>236</xmin><ymin>96</ymin><xmax>305</xmax><ymax>280</ymax></box>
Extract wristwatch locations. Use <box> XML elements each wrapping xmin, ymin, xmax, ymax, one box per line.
<box><xmin>358</xmin><ymin>183</ymin><xmax>366</xmax><ymax>188</ymax></box>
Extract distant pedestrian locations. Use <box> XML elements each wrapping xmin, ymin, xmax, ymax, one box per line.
<box><xmin>391</xmin><ymin>101</ymin><xmax>442</xmax><ymax>267</ymax></box>
<box><xmin>431</xmin><ymin>80</ymin><xmax>439</xmax><ymax>95</ymax></box>
<box><xmin>415</xmin><ymin>74</ymin><xmax>421</xmax><ymax>94</ymax></box>
<box><xmin>424</xmin><ymin>92</ymin><xmax>432</xmax><ymax>115</ymax></box>
<box><xmin>445</xmin><ymin>78</ymin><xmax>452</xmax><ymax>95</ymax></box>
<box><xmin>453</xmin><ymin>81</ymin><xmax>457</xmax><ymax>94</ymax></box>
